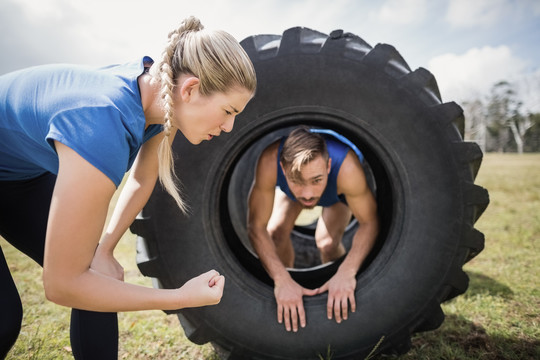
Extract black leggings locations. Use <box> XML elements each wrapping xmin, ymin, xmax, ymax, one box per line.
<box><xmin>0</xmin><ymin>173</ymin><xmax>118</xmax><ymax>359</ymax></box>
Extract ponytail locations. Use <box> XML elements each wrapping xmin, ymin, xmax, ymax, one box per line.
<box><xmin>151</xmin><ymin>16</ymin><xmax>256</xmax><ymax>213</ymax></box>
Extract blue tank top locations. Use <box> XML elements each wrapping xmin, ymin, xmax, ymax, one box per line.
<box><xmin>276</xmin><ymin>129</ymin><xmax>364</xmax><ymax>207</ymax></box>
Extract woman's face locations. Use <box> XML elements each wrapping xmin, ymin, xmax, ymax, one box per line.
<box><xmin>173</xmin><ymin>77</ymin><xmax>253</xmax><ymax>144</ymax></box>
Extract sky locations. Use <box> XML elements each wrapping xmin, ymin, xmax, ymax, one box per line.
<box><xmin>1</xmin><ymin>0</ymin><xmax>539</xmax><ymax>113</ymax></box>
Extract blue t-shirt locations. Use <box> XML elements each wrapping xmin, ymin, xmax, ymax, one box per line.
<box><xmin>0</xmin><ymin>56</ymin><xmax>161</xmax><ymax>186</ymax></box>
<box><xmin>276</xmin><ymin>129</ymin><xmax>364</xmax><ymax>207</ymax></box>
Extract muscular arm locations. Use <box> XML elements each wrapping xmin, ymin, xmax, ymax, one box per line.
<box><xmin>321</xmin><ymin>150</ymin><xmax>379</xmax><ymax>322</ymax></box>
<box><xmin>337</xmin><ymin>152</ymin><xmax>378</xmax><ymax>278</ymax></box>
<box><xmin>247</xmin><ymin>143</ymin><xmax>290</xmax><ymax>283</ymax></box>
<box><xmin>247</xmin><ymin>143</ymin><xmax>317</xmax><ymax>332</ymax></box>
<box><xmin>42</xmin><ymin>140</ymin><xmax>223</xmax><ymax>312</ymax></box>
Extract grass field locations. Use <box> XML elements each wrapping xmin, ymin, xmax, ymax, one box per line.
<box><xmin>1</xmin><ymin>153</ymin><xmax>539</xmax><ymax>359</ymax></box>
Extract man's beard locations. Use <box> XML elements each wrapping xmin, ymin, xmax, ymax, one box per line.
<box><xmin>296</xmin><ymin>197</ymin><xmax>319</xmax><ymax>209</ymax></box>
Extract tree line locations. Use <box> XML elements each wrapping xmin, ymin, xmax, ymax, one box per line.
<box><xmin>461</xmin><ymin>80</ymin><xmax>540</xmax><ymax>153</ymax></box>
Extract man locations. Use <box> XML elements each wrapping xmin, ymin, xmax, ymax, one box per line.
<box><xmin>248</xmin><ymin>127</ymin><xmax>379</xmax><ymax>332</ymax></box>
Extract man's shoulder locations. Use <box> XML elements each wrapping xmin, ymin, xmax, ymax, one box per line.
<box><xmin>251</xmin><ymin>143</ymin><xmax>279</xmax><ymax>192</ymax></box>
<box><xmin>260</xmin><ymin>141</ymin><xmax>280</xmax><ymax>161</ymax></box>
<box><xmin>337</xmin><ymin>150</ymin><xmax>367</xmax><ymax>191</ymax></box>
<box><xmin>339</xmin><ymin>150</ymin><xmax>364</xmax><ymax>173</ymax></box>
<box><xmin>256</xmin><ymin>141</ymin><xmax>280</xmax><ymax>176</ymax></box>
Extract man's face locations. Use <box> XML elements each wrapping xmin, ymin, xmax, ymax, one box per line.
<box><xmin>282</xmin><ymin>155</ymin><xmax>331</xmax><ymax>209</ymax></box>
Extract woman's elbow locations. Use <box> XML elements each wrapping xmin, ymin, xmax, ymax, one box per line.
<box><xmin>42</xmin><ymin>270</ymin><xmax>71</xmax><ymax>306</ymax></box>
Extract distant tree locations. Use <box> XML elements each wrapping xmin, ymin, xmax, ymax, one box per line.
<box><xmin>486</xmin><ymin>81</ymin><xmax>534</xmax><ymax>154</ymax></box>
<box><xmin>524</xmin><ymin>113</ymin><xmax>540</xmax><ymax>152</ymax></box>
<box><xmin>462</xmin><ymin>99</ymin><xmax>487</xmax><ymax>152</ymax></box>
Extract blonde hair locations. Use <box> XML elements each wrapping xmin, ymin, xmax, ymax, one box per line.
<box><xmin>151</xmin><ymin>16</ymin><xmax>256</xmax><ymax>213</ymax></box>
<box><xmin>280</xmin><ymin>127</ymin><xmax>329</xmax><ymax>183</ymax></box>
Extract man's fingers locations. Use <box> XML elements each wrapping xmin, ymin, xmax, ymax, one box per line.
<box><xmin>349</xmin><ymin>293</ymin><xmax>356</xmax><ymax>313</ymax></box>
<box><xmin>327</xmin><ymin>296</ymin><xmax>334</xmax><ymax>320</ymax></box>
<box><xmin>302</xmin><ymin>287</ymin><xmax>319</xmax><ymax>296</ymax></box>
<box><xmin>341</xmin><ymin>297</ymin><xmax>349</xmax><ymax>321</ymax></box>
<box><xmin>283</xmin><ymin>307</ymin><xmax>292</xmax><ymax>332</ymax></box>
<box><xmin>275</xmin><ymin>284</ymin><xmax>318</xmax><ymax>331</ymax></box>
<box><xmin>290</xmin><ymin>307</ymin><xmax>298</xmax><ymax>332</ymax></box>
<box><xmin>298</xmin><ymin>305</ymin><xmax>307</xmax><ymax>329</ymax></box>
<box><xmin>278</xmin><ymin>305</ymin><xmax>305</xmax><ymax>332</ymax></box>
<box><xmin>334</xmin><ymin>300</ymin><xmax>342</xmax><ymax>323</ymax></box>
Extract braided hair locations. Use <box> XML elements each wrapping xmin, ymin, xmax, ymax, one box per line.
<box><xmin>151</xmin><ymin>16</ymin><xmax>256</xmax><ymax>213</ymax></box>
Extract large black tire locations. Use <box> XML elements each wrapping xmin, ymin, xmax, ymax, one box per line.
<box><xmin>130</xmin><ymin>27</ymin><xmax>489</xmax><ymax>359</ymax></box>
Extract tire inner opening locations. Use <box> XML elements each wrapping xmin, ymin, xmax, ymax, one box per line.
<box><xmin>221</xmin><ymin>126</ymin><xmax>391</xmax><ymax>288</ymax></box>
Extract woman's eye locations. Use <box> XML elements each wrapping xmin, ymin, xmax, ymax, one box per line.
<box><xmin>225</xmin><ymin>110</ymin><xmax>232</xmax><ymax>115</ymax></box>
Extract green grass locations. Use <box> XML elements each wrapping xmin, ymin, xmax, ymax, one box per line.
<box><xmin>394</xmin><ymin>154</ymin><xmax>540</xmax><ymax>360</ymax></box>
<box><xmin>2</xmin><ymin>154</ymin><xmax>539</xmax><ymax>359</ymax></box>
<box><xmin>1</xmin><ymin>182</ymin><xmax>219</xmax><ymax>360</ymax></box>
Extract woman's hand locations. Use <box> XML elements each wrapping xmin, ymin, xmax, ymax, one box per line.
<box><xmin>90</xmin><ymin>244</ymin><xmax>124</xmax><ymax>281</ymax></box>
<box><xmin>176</xmin><ymin>270</ymin><xmax>225</xmax><ymax>308</ymax></box>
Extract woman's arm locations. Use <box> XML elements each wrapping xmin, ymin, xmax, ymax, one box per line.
<box><xmin>43</xmin><ymin>140</ymin><xmax>223</xmax><ymax>312</ymax></box>
<box><xmin>91</xmin><ymin>132</ymin><xmax>164</xmax><ymax>279</ymax></box>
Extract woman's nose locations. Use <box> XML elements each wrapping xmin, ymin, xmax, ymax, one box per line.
<box><xmin>220</xmin><ymin>116</ymin><xmax>235</xmax><ymax>133</ymax></box>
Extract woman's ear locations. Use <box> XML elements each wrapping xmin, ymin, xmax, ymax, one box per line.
<box><xmin>179</xmin><ymin>76</ymin><xmax>200</xmax><ymax>102</ymax></box>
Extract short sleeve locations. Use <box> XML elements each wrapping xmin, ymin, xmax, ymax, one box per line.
<box><xmin>47</xmin><ymin>106</ymin><xmax>134</xmax><ymax>187</ymax></box>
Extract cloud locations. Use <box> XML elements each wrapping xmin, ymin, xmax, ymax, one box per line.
<box><xmin>428</xmin><ymin>45</ymin><xmax>528</xmax><ymax>103</ymax></box>
<box><xmin>445</xmin><ymin>0</ymin><xmax>540</xmax><ymax>28</ymax></box>
<box><xmin>374</xmin><ymin>0</ymin><xmax>429</xmax><ymax>24</ymax></box>
<box><xmin>2</xmin><ymin>0</ymin><xmax>538</xmax><ymax>115</ymax></box>
<box><xmin>445</xmin><ymin>0</ymin><xmax>509</xmax><ymax>27</ymax></box>
<box><xmin>0</xmin><ymin>0</ymin><xmax>116</xmax><ymax>73</ymax></box>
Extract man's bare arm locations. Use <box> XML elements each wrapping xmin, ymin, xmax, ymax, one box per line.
<box><xmin>247</xmin><ymin>143</ymin><xmax>317</xmax><ymax>332</ymax></box>
<box><xmin>247</xmin><ymin>143</ymin><xmax>291</xmax><ymax>284</ymax></box>
<box><xmin>320</xmin><ymin>150</ymin><xmax>379</xmax><ymax>322</ymax></box>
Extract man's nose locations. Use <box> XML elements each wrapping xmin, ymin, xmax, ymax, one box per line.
<box><xmin>300</xmin><ymin>186</ymin><xmax>314</xmax><ymax>199</ymax></box>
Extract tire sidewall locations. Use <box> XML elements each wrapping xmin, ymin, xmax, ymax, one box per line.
<box><xmin>167</xmin><ymin>49</ymin><xmax>465</xmax><ymax>358</ymax></box>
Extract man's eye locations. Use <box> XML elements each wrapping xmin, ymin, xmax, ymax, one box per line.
<box><xmin>225</xmin><ymin>110</ymin><xmax>232</xmax><ymax>115</ymax></box>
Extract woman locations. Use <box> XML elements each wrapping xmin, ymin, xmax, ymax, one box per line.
<box><xmin>0</xmin><ymin>16</ymin><xmax>256</xmax><ymax>359</ymax></box>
